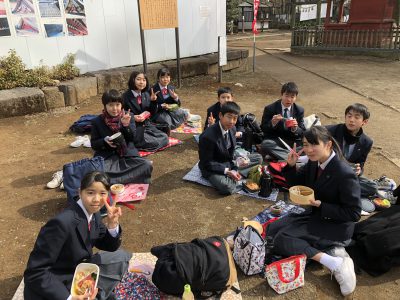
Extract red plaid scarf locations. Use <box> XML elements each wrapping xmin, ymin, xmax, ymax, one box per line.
<box><xmin>102</xmin><ymin>109</ymin><xmax>123</xmax><ymax>133</ymax></box>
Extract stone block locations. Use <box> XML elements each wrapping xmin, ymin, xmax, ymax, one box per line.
<box><xmin>162</xmin><ymin>57</ymin><xmax>209</xmax><ymax>79</ymax></box>
<box><xmin>59</xmin><ymin>76</ymin><xmax>97</xmax><ymax>106</ymax></box>
<box><xmin>0</xmin><ymin>87</ymin><xmax>46</xmax><ymax>118</ymax></box>
<box><xmin>42</xmin><ymin>86</ymin><xmax>65</xmax><ymax>109</ymax></box>
<box><xmin>227</xmin><ymin>49</ymin><xmax>242</xmax><ymax>61</ymax></box>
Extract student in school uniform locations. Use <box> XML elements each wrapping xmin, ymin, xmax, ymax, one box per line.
<box><xmin>204</xmin><ymin>87</ymin><xmax>244</xmax><ymax>137</ymax></box>
<box><xmin>199</xmin><ymin>102</ymin><xmax>242</xmax><ymax>195</ymax></box>
<box><xmin>91</xmin><ymin>89</ymin><xmax>153</xmax><ymax>184</ymax></box>
<box><xmin>260</xmin><ymin>82</ymin><xmax>306</xmax><ymax>161</ymax></box>
<box><xmin>326</xmin><ymin>103</ymin><xmax>377</xmax><ymax>197</ymax></box>
<box><xmin>267</xmin><ymin>126</ymin><xmax>361</xmax><ymax>297</ymax></box>
<box><xmin>24</xmin><ymin>172</ymin><xmax>127</xmax><ymax>300</ymax></box>
<box><xmin>151</xmin><ymin>67</ymin><xmax>189</xmax><ymax>132</ymax></box>
<box><xmin>122</xmin><ymin>71</ymin><xmax>169</xmax><ymax>152</ymax></box>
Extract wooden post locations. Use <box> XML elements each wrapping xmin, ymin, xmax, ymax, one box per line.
<box><xmin>325</xmin><ymin>0</ymin><xmax>332</xmax><ymax>26</ymax></box>
<box><xmin>290</xmin><ymin>0</ymin><xmax>296</xmax><ymax>29</ymax></box>
<box><xmin>316</xmin><ymin>0</ymin><xmax>322</xmax><ymax>27</ymax></box>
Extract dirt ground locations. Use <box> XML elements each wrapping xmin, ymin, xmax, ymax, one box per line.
<box><xmin>1</xmin><ymin>33</ymin><xmax>400</xmax><ymax>299</ymax></box>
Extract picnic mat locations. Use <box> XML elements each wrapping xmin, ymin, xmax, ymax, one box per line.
<box><xmin>171</xmin><ymin>123</ymin><xmax>203</xmax><ymax>134</ymax></box>
<box><xmin>183</xmin><ymin>163</ymin><xmax>279</xmax><ymax>201</ymax></box>
<box><xmin>129</xmin><ymin>252</ymin><xmax>242</xmax><ymax>300</ymax></box>
<box><xmin>251</xmin><ymin>200</ymin><xmax>305</xmax><ymax>224</ymax></box>
<box><xmin>12</xmin><ymin>252</ymin><xmax>242</xmax><ymax>300</ymax></box>
<box><xmin>114</xmin><ymin>184</ymin><xmax>149</xmax><ymax>203</ymax></box>
<box><xmin>138</xmin><ymin>137</ymin><xmax>182</xmax><ymax>157</ymax></box>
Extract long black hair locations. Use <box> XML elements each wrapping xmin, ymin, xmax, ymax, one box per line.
<box><xmin>80</xmin><ymin>171</ymin><xmax>111</xmax><ymax>191</ymax></box>
<box><xmin>128</xmin><ymin>71</ymin><xmax>150</xmax><ymax>92</ymax></box>
<box><xmin>303</xmin><ymin>126</ymin><xmax>344</xmax><ymax>160</ymax></box>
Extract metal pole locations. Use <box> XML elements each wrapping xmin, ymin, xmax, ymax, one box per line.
<box><xmin>175</xmin><ymin>27</ymin><xmax>181</xmax><ymax>88</ymax></box>
<box><xmin>137</xmin><ymin>0</ymin><xmax>147</xmax><ymax>73</ymax></box>
<box><xmin>218</xmin><ymin>36</ymin><xmax>222</xmax><ymax>83</ymax></box>
<box><xmin>242</xmin><ymin>15</ymin><xmax>245</xmax><ymax>33</ymax></box>
<box><xmin>252</xmin><ymin>33</ymin><xmax>256</xmax><ymax>72</ymax></box>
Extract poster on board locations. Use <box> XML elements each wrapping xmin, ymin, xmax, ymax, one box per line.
<box><xmin>63</xmin><ymin>0</ymin><xmax>85</xmax><ymax>17</ymax></box>
<box><xmin>139</xmin><ymin>0</ymin><xmax>178</xmax><ymax>30</ymax></box>
<box><xmin>0</xmin><ymin>0</ymin><xmax>6</xmax><ymax>16</ymax></box>
<box><xmin>14</xmin><ymin>16</ymin><xmax>39</xmax><ymax>36</ymax></box>
<box><xmin>0</xmin><ymin>17</ymin><xmax>11</xmax><ymax>36</ymax></box>
<box><xmin>39</xmin><ymin>0</ymin><xmax>62</xmax><ymax>18</ymax></box>
<box><xmin>10</xmin><ymin>0</ymin><xmax>35</xmax><ymax>15</ymax></box>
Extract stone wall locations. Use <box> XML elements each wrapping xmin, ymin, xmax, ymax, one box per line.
<box><xmin>0</xmin><ymin>49</ymin><xmax>248</xmax><ymax>119</ymax></box>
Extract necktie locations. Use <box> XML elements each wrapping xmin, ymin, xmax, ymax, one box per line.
<box><xmin>317</xmin><ymin>166</ymin><xmax>323</xmax><ymax>179</ymax></box>
<box><xmin>224</xmin><ymin>132</ymin><xmax>231</xmax><ymax>149</ymax></box>
<box><xmin>162</xmin><ymin>88</ymin><xmax>168</xmax><ymax>96</ymax></box>
<box><xmin>283</xmin><ymin>108</ymin><xmax>289</xmax><ymax>119</ymax></box>
<box><xmin>137</xmin><ymin>94</ymin><xmax>142</xmax><ymax>105</ymax></box>
<box><xmin>88</xmin><ymin>221</ymin><xmax>91</xmax><ymax>232</ymax></box>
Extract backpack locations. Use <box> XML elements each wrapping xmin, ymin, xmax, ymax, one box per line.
<box><xmin>69</xmin><ymin>114</ymin><xmax>97</xmax><ymax>133</ymax></box>
<box><xmin>233</xmin><ymin>225</ymin><xmax>267</xmax><ymax>275</ymax></box>
<box><xmin>242</xmin><ymin>113</ymin><xmax>264</xmax><ymax>151</ymax></box>
<box><xmin>151</xmin><ymin>236</ymin><xmax>239</xmax><ymax>297</ymax></box>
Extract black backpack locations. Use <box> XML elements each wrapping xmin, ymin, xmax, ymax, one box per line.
<box><xmin>69</xmin><ymin>114</ymin><xmax>97</xmax><ymax>133</ymax></box>
<box><xmin>242</xmin><ymin>113</ymin><xmax>264</xmax><ymax>151</ymax></box>
<box><xmin>151</xmin><ymin>236</ymin><xmax>239</xmax><ymax>297</ymax></box>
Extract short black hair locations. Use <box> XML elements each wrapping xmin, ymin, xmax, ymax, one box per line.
<box><xmin>345</xmin><ymin>103</ymin><xmax>370</xmax><ymax>120</ymax></box>
<box><xmin>281</xmin><ymin>82</ymin><xmax>299</xmax><ymax>95</ymax></box>
<box><xmin>217</xmin><ymin>87</ymin><xmax>233</xmax><ymax>97</ymax></box>
<box><xmin>128</xmin><ymin>71</ymin><xmax>149</xmax><ymax>91</ymax></box>
<box><xmin>80</xmin><ymin>171</ymin><xmax>111</xmax><ymax>191</ymax></box>
<box><xmin>157</xmin><ymin>67</ymin><xmax>171</xmax><ymax>78</ymax></box>
<box><xmin>221</xmin><ymin>101</ymin><xmax>240</xmax><ymax>116</ymax></box>
<box><xmin>102</xmin><ymin>89</ymin><xmax>123</xmax><ymax>106</ymax></box>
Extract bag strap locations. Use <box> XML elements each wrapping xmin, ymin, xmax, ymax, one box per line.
<box><xmin>275</xmin><ymin>256</ymin><xmax>302</xmax><ymax>283</ymax></box>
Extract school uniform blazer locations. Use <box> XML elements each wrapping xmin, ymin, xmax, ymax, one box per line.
<box><xmin>198</xmin><ymin>123</ymin><xmax>237</xmax><ymax>178</ymax></box>
<box><xmin>203</xmin><ymin>102</ymin><xmax>244</xmax><ymax>132</ymax></box>
<box><xmin>283</xmin><ymin>155</ymin><xmax>361</xmax><ymax>241</ymax></box>
<box><xmin>24</xmin><ymin>202</ymin><xmax>122</xmax><ymax>300</ymax></box>
<box><xmin>152</xmin><ymin>83</ymin><xmax>181</xmax><ymax>109</ymax></box>
<box><xmin>326</xmin><ymin>123</ymin><xmax>373</xmax><ymax>171</ymax></box>
<box><xmin>261</xmin><ymin>100</ymin><xmax>305</xmax><ymax>143</ymax></box>
<box><xmin>122</xmin><ymin>90</ymin><xmax>158</xmax><ymax>122</ymax></box>
<box><xmin>90</xmin><ymin>114</ymin><xmax>139</xmax><ymax>158</ymax></box>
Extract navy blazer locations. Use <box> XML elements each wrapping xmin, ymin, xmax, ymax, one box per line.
<box><xmin>90</xmin><ymin>114</ymin><xmax>139</xmax><ymax>158</ymax></box>
<box><xmin>198</xmin><ymin>123</ymin><xmax>237</xmax><ymax>178</ymax></box>
<box><xmin>152</xmin><ymin>83</ymin><xmax>181</xmax><ymax>109</ymax></box>
<box><xmin>24</xmin><ymin>202</ymin><xmax>122</xmax><ymax>300</ymax></box>
<box><xmin>261</xmin><ymin>100</ymin><xmax>305</xmax><ymax>144</ymax></box>
<box><xmin>283</xmin><ymin>154</ymin><xmax>361</xmax><ymax>241</ymax></box>
<box><xmin>122</xmin><ymin>90</ymin><xmax>158</xmax><ymax>122</ymax></box>
<box><xmin>204</xmin><ymin>102</ymin><xmax>244</xmax><ymax>132</ymax></box>
<box><xmin>326</xmin><ymin>123</ymin><xmax>373</xmax><ymax>170</ymax></box>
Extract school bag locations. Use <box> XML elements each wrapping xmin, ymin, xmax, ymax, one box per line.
<box><xmin>268</xmin><ymin>162</ymin><xmax>289</xmax><ymax>190</ymax></box>
<box><xmin>151</xmin><ymin>236</ymin><xmax>239</xmax><ymax>297</ymax></box>
<box><xmin>69</xmin><ymin>114</ymin><xmax>97</xmax><ymax>133</ymax></box>
<box><xmin>242</xmin><ymin>113</ymin><xmax>264</xmax><ymax>151</ymax></box>
<box><xmin>233</xmin><ymin>224</ymin><xmax>268</xmax><ymax>275</ymax></box>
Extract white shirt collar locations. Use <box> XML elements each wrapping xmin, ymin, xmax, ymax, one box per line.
<box><xmin>281</xmin><ymin>103</ymin><xmax>292</xmax><ymax>115</ymax></box>
<box><xmin>158</xmin><ymin>83</ymin><xmax>167</xmax><ymax>90</ymax></box>
<box><xmin>131</xmin><ymin>90</ymin><xmax>141</xmax><ymax>97</ymax></box>
<box><xmin>219</xmin><ymin>121</ymin><xmax>228</xmax><ymax>136</ymax></box>
<box><xmin>77</xmin><ymin>199</ymin><xmax>93</xmax><ymax>224</ymax></box>
<box><xmin>318</xmin><ymin>150</ymin><xmax>336</xmax><ymax>170</ymax></box>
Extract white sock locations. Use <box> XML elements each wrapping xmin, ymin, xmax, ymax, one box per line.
<box><xmin>319</xmin><ymin>253</ymin><xmax>343</xmax><ymax>271</ymax></box>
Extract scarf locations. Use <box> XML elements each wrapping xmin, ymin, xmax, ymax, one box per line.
<box><xmin>101</xmin><ymin>110</ymin><xmax>127</xmax><ymax>156</ymax></box>
<box><xmin>343</xmin><ymin>125</ymin><xmax>362</xmax><ymax>145</ymax></box>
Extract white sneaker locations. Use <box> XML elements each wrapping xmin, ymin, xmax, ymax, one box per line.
<box><xmin>82</xmin><ymin>135</ymin><xmax>91</xmax><ymax>148</ymax></box>
<box><xmin>333</xmin><ymin>256</ymin><xmax>356</xmax><ymax>296</ymax></box>
<box><xmin>47</xmin><ymin>171</ymin><xmax>63</xmax><ymax>189</ymax></box>
<box><xmin>70</xmin><ymin>135</ymin><xmax>89</xmax><ymax>147</ymax></box>
<box><xmin>330</xmin><ymin>247</ymin><xmax>350</xmax><ymax>258</ymax></box>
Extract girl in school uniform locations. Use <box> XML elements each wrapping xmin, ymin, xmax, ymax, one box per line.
<box><xmin>151</xmin><ymin>67</ymin><xmax>189</xmax><ymax>131</ymax></box>
<box><xmin>267</xmin><ymin>126</ymin><xmax>361</xmax><ymax>297</ymax></box>
<box><xmin>24</xmin><ymin>171</ymin><xmax>127</xmax><ymax>300</ymax></box>
<box><xmin>122</xmin><ymin>71</ymin><xmax>169</xmax><ymax>152</ymax></box>
<box><xmin>91</xmin><ymin>89</ymin><xmax>153</xmax><ymax>184</ymax></box>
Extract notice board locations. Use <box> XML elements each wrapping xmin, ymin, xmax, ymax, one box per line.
<box><xmin>139</xmin><ymin>0</ymin><xmax>178</xmax><ymax>30</ymax></box>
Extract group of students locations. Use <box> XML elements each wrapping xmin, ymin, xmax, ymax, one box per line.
<box><xmin>23</xmin><ymin>76</ymin><xmax>391</xmax><ymax>299</ymax></box>
<box><xmin>198</xmin><ymin>81</ymin><xmax>384</xmax><ymax>297</ymax></box>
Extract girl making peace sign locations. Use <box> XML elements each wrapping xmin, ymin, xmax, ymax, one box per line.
<box><xmin>24</xmin><ymin>172</ymin><xmax>129</xmax><ymax>300</ymax></box>
<box><xmin>91</xmin><ymin>90</ymin><xmax>153</xmax><ymax>184</ymax></box>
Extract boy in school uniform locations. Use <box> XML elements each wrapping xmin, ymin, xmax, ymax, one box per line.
<box><xmin>326</xmin><ymin>103</ymin><xmax>377</xmax><ymax>197</ymax></box>
<box><xmin>199</xmin><ymin>102</ymin><xmax>242</xmax><ymax>195</ymax></box>
<box><xmin>204</xmin><ymin>87</ymin><xmax>244</xmax><ymax>137</ymax></box>
<box><xmin>260</xmin><ymin>82</ymin><xmax>306</xmax><ymax>161</ymax></box>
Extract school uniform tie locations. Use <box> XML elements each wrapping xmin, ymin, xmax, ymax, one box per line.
<box><xmin>224</xmin><ymin>132</ymin><xmax>231</xmax><ymax>149</ymax></box>
<box><xmin>283</xmin><ymin>108</ymin><xmax>289</xmax><ymax>119</ymax></box>
<box><xmin>317</xmin><ymin>166</ymin><xmax>323</xmax><ymax>179</ymax></box>
<box><xmin>162</xmin><ymin>88</ymin><xmax>168</xmax><ymax>96</ymax></box>
<box><xmin>137</xmin><ymin>94</ymin><xmax>142</xmax><ymax>105</ymax></box>
<box><xmin>88</xmin><ymin>221</ymin><xmax>91</xmax><ymax>232</ymax></box>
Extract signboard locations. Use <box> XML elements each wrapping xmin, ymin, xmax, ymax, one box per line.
<box><xmin>139</xmin><ymin>0</ymin><xmax>178</xmax><ymax>30</ymax></box>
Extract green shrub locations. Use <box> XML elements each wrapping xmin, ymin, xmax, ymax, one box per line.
<box><xmin>51</xmin><ymin>53</ymin><xmax>80</xmax><ymax>81</ymax></box>
<box><xmin>0</xmin><ymin>50</ymin><xmax>80</xmax><ymax>90</ymax></box>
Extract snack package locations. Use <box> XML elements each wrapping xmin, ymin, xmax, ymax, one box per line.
<box><xmin>71</xmin><ymin>263</ymin><xmax>99</xmax><ymax>296</ymax></box>
<box><xmin>139</xmin><ymin>111</ymin><xmax>151</xmax><ymax>120</ymax></box>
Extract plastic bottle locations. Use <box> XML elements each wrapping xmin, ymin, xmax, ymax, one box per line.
<box><xmin>182</xmin><ymin>284</ymin><xmax>194</xmax><ymax>300</ymax></box>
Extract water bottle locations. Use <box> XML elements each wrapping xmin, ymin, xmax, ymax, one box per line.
<box><xmin>182</xmin><ymin>284</ymin><xmax>194</xmax><ymax>300</ymax></box>
<box><xmin>259</xmin><ymin>171</ymin><xmax>272</xmax><ymax>197</ymax></box>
